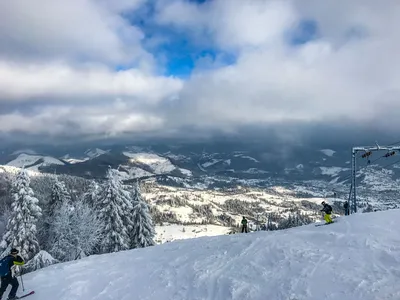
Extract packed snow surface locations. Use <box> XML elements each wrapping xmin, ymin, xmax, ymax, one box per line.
<box><xmin>23</xmin><ymin>210</ymin><xmax>400</xmax><ymax>300</ymax></box>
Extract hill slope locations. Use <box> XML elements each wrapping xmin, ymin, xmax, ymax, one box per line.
<box><xmin>21</xmin><ymin>210</ymin><xmax>400</xmax><ymax>300</ymax></box>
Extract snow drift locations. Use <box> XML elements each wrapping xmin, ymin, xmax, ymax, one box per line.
<box><xmin>21</xmin><ymin>210</ymin><xmax>400</xmax><ymax>300</ymax></box>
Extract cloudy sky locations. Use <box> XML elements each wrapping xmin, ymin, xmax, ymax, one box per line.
<box><xmin>1</xmin><ymin>0</ymin><xmax>399</xmax><ymax>144</ymax></box>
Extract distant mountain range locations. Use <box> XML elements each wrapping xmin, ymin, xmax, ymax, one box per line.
<box><xmin>1</xmin><ymin>141</ymin><xmax>400</xmax><ymax>212</ymax></box>
<box><xmin>1</xmin><ymin>141</ymin><xmax>400</xmax><ymax>244</ymax></box>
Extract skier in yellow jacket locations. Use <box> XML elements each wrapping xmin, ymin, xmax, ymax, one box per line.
<box><xmin>321</xmin><ymin>201</ymin><xmax>333</xmax><ymax>224</ymax></box>
<box><xmin>0</xmin><ymin>248</ymin><xmax>24</xmax><ymax>300</ymax></box>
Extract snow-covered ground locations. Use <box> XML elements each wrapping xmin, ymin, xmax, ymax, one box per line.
<box><xmin>21</xmin><ymin>209</ymin><xmax>400</xmax><ymax>300</ymax></box>
<box><xmin>155</xmin><ymin>224</ymin><xmax>231</xmax><ymax>243</ymax></box>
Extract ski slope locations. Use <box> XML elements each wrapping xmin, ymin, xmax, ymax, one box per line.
<box><xmin>21</xmin><ymin>210</ymin><xmax>400</xmax><ymax>300</ymax></box>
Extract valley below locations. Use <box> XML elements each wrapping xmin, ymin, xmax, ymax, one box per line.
<box><xmin>1</xmin><ymin>142</ymin><xmax>400</xmax><ymax>243</ymax></box>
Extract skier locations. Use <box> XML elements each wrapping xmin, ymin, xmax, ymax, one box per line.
<box><xmin>320</xmin><ymin>201</ymin><xmax>333</xmax><ymax>224</ymax></box>
<box><xmin>241</xmin><ymin>216</ymin><xmax>248</xmax><ymax>233</ymax></box>
<box><xmin>0</xmin><ymin>248</ymin><xmax>25</xmax><ymax>300</ymax></box>
<box><xmin>343</xmin><ymin>201</ymin><xmax>349</xmax><ymax>216</ymax></box>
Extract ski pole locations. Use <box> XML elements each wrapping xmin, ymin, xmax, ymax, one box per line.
<box><xmin>20</xmin><ymin>273</ymin><xmax>25</xmax><ymax>292</ymax></box>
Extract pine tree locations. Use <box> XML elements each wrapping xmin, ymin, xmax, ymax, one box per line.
<box><xmin>48</xmin><ymin>178</ymin><xmax>71</xmax><ymax>215</ymax></box>
<box><xmin>83</xmin><ymin>180</ymin><xmax>99</xmax><ymax>207</ymax></box>
<box><xmin>44</xmin><ymin>178</ymin><xmax>72</xmax><ymax>250</ymax></box>
<box><xmin>97</xmin><ymin>168</ymin><xmax>132</xmax><ymax>253</ymax></box>
<box><xmin>48</xmin><ymin>202</ymin><xmax>74</xmax><ymax>261</ymax></box>
<box><xmin>130</xmin><ymin>181</ymin><xmax>155</xmax><ymax>248</ymax></box>
<box><xmin>0</xmin><ymin>169</ymin><xmax>41</xmax><ymax>260</ymax></box>
<box><xmin>24</xmin><ymin>250</ymin><xmax>59</xmax><ymax>273</ymax></box>
<box><xmin>49</xmin><ymin>200</ymin><xmax>101</xmax><ymax>261</ymax></box>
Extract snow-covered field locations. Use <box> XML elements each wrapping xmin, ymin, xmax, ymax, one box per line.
<box><xmin>155</xmin><ymin>224</ymin><xmax>231</xmax><ymax>243</ymax></box>
<box><xmin>20</xmin><ymin>209</ymin><xmax>400</xmax><ymax>300</ymax></box>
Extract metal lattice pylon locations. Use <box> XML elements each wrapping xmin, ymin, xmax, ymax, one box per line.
<box><xmin>350</xmin><ymin>143</ymin><xmax>400</xmax><ymax>213</ymax></box>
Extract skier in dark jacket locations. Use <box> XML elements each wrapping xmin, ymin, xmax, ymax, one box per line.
<box><xmin>241</xmin><ymin>216</ymin><xmax>248</xmax><ymax>233</ymax></box>
<box><xmin>343</xmin><ymin>201</ymin><xmax>349</xmax><ymax>216</ymax></box>
<box><xmin>321</xmin><ymin>201</ymin><xmax>333</xmax><ymax>224</ymax></box>
<box><xmin>0</xmin><ymin>248</ymin><xmax>24</xmax><ymax>300</ymax></box>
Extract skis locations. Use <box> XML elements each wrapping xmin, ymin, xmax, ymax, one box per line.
<box><xmin>18</xmin><ymin>291</ymin><xmax>35</xmax><ymax>298</ymax></box>
<box><xmin>315</xmin><ymin>222</ymin><xmax>334</xmax><ymax>227</ymax></box>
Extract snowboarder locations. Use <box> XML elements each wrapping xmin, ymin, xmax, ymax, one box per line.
<box><xmin>320</xmin><ymin>201</ymin><xmax>333</xmax><ymax>224</ymax></box>
<box><xmin>343</xmin><ymin>201</ymin><xmax>349</xmax><ymax>216</ymax></box>
<box><xmin>0</xmin><ymin>248</ymin><xmax>25</xmax><ymax>300</ymax></box>
<box><xmin>241</xmin><ymin>216</ymin><xmax>248</xmax><ymax>233</ymax></box>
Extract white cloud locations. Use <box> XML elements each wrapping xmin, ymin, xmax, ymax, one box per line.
<box><xmin>0</xmin><ymin>0</ymin><xmax>147</xmax><ymax>65</ymax></box>
<box><xmin>1</xmin><ymin>0</ymin><xmax>400</xmax><ymax>140</ymax></box>
<box><xmin>0</xmin><ymin>61</ymin><xmax>182</xmax><ymax>103</ymax></box>
<box><xmin>156</xmin><ymin>0</ymin><xmax>297</xmax><ymax>50</ymax></box>
<box><xmin>157</xmin><ymin>0</ymin><xmax>400</xmax><ymax>130</ymax></box>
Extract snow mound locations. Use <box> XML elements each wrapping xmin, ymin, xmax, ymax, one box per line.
<box><xmin>6</xmin><ymin>154</ymin><xmax>64</xmax><ymax>171</ymax></box>
<box><xmin>23</xmin><ymin>210</ymin><xmax>400</xmax><ymax>300</ymax></box>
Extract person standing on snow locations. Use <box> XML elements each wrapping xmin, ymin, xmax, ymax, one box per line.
<box><xmin>343</xmin><ymin>201</ymin><xmax>349</xmax><ymax>216</ymax></box>
<box><xmin>241</xmin><ymin>216</ymin><xmax>248</xmax><ymax>233</ymax></box>
<box><xmin>320</xmin><ymin>201</ymin><xmax>333</xmax><ymax>224</ymax></box>
<box><xmin>0</xmin><ymin>248</ymin><xmax>25</xmax><ymax>300</ymax></box>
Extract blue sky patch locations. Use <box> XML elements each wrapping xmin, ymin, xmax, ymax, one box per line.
<box><xmin>120</xmin><ymin>0</ymin><xmax>236</xmax><ymax>78</ymax></box>
<box><xmin>287</xmin><ymin>19</ymin><xmax>319</xmax><ymax>45</ymax></box>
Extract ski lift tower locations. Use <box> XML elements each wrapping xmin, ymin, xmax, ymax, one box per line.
<box><xmin>350</xmin><ymin>142</ymin><xmax>400</xmax><ymax>214</ymax></box>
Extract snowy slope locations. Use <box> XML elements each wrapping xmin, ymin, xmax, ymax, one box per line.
<box><xmin>123</xmin><ymin>152</ymin><xmax>176</xmax><ymax>173</ymax></box>
<box><xmin>5</xmin><ymin>154</ymin><xmax>64</xmax><ymax>171</ymax></box>
<box><xmin>22</xmin><ymin>210</ymin><xmax>400</xmax><ymax>300</ymax></box>
<box><xmin>122</xmin><ymin>151</ymin><xmax>191</xmax><ymax>177</ymax></box>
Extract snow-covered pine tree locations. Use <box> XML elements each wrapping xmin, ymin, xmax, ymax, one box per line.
<box><xmin>130</xmin><ymin>181</ymin><xmax>156</xmax><ymax>248</ymax></box>
<box><xmin>0</xmin><ymin>169</ymin><xmax>41</xmax><ymax>260</ymax></box>
<box><xmin>49</xmin><ymin>200</ymin><xmax>101</xmax><ymax>261</ymax></box>
<box><xmin>24</xmin><ymin>250</ymin><xmax>59</xmax><ymax>273</ymax></box>
<box><xmin>83</xmin><ymin>180</ymin><xmax>100</xmax><ymax>207</ymax></box>
<box><xmin>97</xmin><ymin>168</ymin><xmax>132</xmax><ymax>253</ymax></box>
<box><xmin>48</xmin><ymin>178</ymin><xmax>71</xmax><ymax>215</ymax></box>
<box><xmin>43</xmin><ymin>177</ymin><xmax>72</xmax><ymax>250</ymax></box>
<box><xmin>70</xmin><ymin>201</ymin><xmax>102</xmax><ymax>259</ymax></box>
<box><xmin>48</xmin><ymin>201</ymin><xmax>74</xmax><ymax>261</ymax></box>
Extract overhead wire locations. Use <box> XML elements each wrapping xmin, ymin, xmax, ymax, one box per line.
<box><xmin>325</xmin><ymin>139</ymin><xmax>400</xmax><ymax>195</ymax></box>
